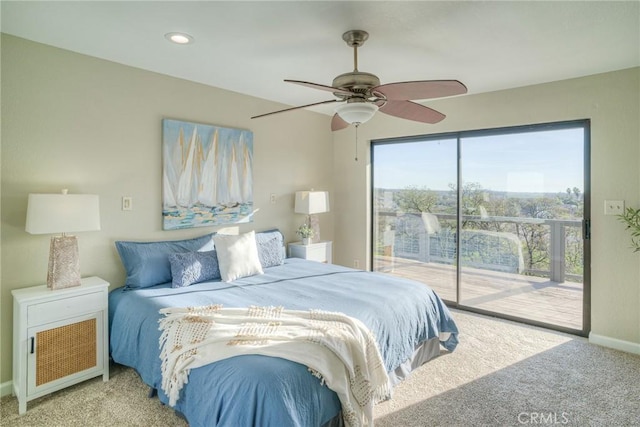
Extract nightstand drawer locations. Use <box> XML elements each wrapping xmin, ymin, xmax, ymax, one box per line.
<box><xmin>303</xmin><ymin>245</ymin><xmax>329</xmax><ymax>262</ymax></box>
<box><xmin>27</xmin><ymin>291</ymin><xmax>104</xmax><ymax>327</ymax></box>
<box><xmin>288</xmin><ymin>241</ymin><xmax>332</xmax><ymax>264</ymax></box>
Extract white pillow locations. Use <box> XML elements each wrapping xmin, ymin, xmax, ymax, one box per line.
<box><xmin>213</xmin><ymin>231</ymin><xmax>264</xmax><ymax>282</ymax></box>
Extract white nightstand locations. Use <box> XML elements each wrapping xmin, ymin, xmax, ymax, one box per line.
<box><xmin>12</xmin><ymin>276</ymin><xmax>110</xmax><ymax>414</ymax></box>
<box><xmin>288</xmin><ymin>241</ymin><xmax>332</xmax><ymax>264</ymax></box>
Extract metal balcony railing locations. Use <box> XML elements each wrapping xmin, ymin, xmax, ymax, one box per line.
<box><xmin>375</xmin><ymin>212</ymin><xmax>584</xmax><ymax>283</ymax></box>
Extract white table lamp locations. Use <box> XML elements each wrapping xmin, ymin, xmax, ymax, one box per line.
<box><xmin>294</xmin><ymin>191</ymin><xmax>329</xmax><ymax>243</ymax></box>
<box><xmin>26</xmin><ymin>190</ymin><xmax>101</xmax><ymax>289</ymax></box>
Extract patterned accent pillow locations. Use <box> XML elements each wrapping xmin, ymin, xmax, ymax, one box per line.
<box><xmin>168</xmin><ymin>250</ymin><xmax>221</xmax><ymax>288</ymax></box>
<box><xmin>255</xmin><ymin>230</ymin><xmax>285</xmax><ymax>268</ymax></box>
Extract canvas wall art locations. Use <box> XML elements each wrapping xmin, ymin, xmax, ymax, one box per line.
<box><xmin>162</xmin><ymin>119</ymin><xmax>254</xmax><ymax>230</ymax></box>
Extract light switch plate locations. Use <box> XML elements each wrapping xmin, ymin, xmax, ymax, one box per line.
<box><xmin>604</xmin><ymin>200</ymin><xmax>624</xmax><ymax>215</ymax></box>
<box><xmin>122</xmin><ymin>196</ymin><xmax>133</xmax><ymax>211</ymax></box>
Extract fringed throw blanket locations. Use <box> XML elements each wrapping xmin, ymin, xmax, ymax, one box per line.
<box><xmin>158</xmin><ymin>304</ymin><xmax>391</xmax><ymax>427</ymax></box>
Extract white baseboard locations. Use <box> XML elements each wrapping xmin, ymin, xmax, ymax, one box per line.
<box><xmin>589</xmin><ymin>332</ymin><xmax>640</xmax><ymax>355</ymax></box>
<box><xmin>0</xmin><ymin>380</ymin><xmax>13</xmax><ymax>397</ymax></box>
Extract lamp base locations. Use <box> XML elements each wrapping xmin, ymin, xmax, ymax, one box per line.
<box><xmin>47</xmin><ymin>236</ymin><xmax>81</xmax><ymax>290</ymax></box>
<box><xmin>308</xmin><ymin>214</ymin><xmax>322</xmax><ymax>242</ymax></box>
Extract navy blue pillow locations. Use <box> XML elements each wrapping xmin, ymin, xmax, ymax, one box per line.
<box><xmin>115</xmin><ymin>233</ymin><xmax>215</xmax><ymax>289</ymax></box>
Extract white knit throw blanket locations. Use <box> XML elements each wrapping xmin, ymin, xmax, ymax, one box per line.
<box><xmin>158</xmin><ymin>304</ymin><xmax>391</xmax><ymax>427</ymax></box>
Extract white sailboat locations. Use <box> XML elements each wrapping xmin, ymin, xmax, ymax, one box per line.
<box><xmin>240</xmin><ymin>138</ymin><xmax>253</xmax><ymax>204</ymax></box>
<box><xmin>225</xmin><ymin>142</ymin><xmax>242</xmax><ymax>206</ymax></box>
<box><xmin>163</xmin><ymin>126</ymin><xmax>185</xmax><ymax>209</ymax></box>
<box><xmin>162</xmin><ymin>170</ymin><xmax>176</xmax><ymax>208</ymax></box>
<box><xmin>176</xmin><ymin>127</ymin><xmax>200</xmax><ymax>208</ymax></box>
<box><xmin>198</xmin><ymin>129</ymin><xmax>219</xmax><ymax>207</ymax></box>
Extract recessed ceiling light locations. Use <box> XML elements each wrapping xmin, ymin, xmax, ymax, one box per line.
<box><xmin>165</xmin><ymin>32</ymin><xmax>194</xmax><ymax>45</ymax></box>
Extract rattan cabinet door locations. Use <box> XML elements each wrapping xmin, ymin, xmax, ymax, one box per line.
<box><xmin>26</xmin><ymin>312</ymin><xmax>104</xmax><ymax>395</ymax></box>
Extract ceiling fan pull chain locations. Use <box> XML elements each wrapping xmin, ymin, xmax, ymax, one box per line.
<box><xmin>355</xmin><ymin>124</ymin><xmax>359</xmax><ymax>161</ymax></box>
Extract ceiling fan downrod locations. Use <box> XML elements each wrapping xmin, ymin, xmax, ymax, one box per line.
<box><xmin>353</xmin><ymin>45</ymin><xmax>359</xmax><ymax>71</ymax></box>
<box><xmin>333</xmin><ymin>30</ymin><xmax>380</xmax><ymax>93</ymax></box>
<box><xmin>342</xmin><ymin>30</ymin><xmax>368</xmax><ymax>72</ymax></box>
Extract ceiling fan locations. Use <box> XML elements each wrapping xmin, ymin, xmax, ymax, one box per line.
<box><xmin>251</xmin><ymin>30</ymin><xmax>467</xmax><ymax>131</ymax></box>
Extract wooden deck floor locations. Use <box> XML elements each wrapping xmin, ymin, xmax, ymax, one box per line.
<box><xmin>374</xmin><ymin>256</ymin><xmax>583</xmax><ymax>330</ymax></box>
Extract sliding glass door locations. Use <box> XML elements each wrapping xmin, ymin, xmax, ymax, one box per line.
<box><xmin>371</xmin><ymin>121</ymin><xmax>590</xmax><ymax>335</ymax></box>
<box><xmin>372</xmin><ymin>137</ymin><xmax>458</xmax><ymax>301</ymax></box>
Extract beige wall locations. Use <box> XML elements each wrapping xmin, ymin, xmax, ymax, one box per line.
<box><xmin>0</xmin><ymin>35</ymin><xmax>335</xmax><ymax>384</ymax></box>
<box><xmin>333</xmin><ymin>67</ymin><xmax>640</xmax><ymax>348</ymax></box>
<box><xmin>2</xmin><ymin>33</ymin><xmax>639</xmax><ymax>387</ymax></box>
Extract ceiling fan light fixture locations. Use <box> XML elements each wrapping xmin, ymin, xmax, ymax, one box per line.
<box><xmin>335</xmin><ymin>102</ymin><xmax>378</xmax><ymax>125</ymax></box>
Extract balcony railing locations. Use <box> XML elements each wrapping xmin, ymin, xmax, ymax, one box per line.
<box><xmin>375</xmin><ymin>212</ymin><xmax>584</xmax><ymax>283</ymax></box>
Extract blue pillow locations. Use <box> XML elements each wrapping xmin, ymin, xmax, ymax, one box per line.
<box><xmin>115</xmin><ymin>233</ymin><xmax>215</xmax><ymax>289</ymax></box>
<box><xmin>168</xmin><ymin>250</ymin><xmax>221</xmax><ymax>288</ymax></box>
<box><xmin>255</xmin><ymin>229</ymin><xmax>285</xmax><ymax>268</ymax></box>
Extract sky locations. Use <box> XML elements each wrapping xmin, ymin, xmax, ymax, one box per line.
<box><xmin>373</xmin><ymin>127</ymin><xmax>585</xmax><ymax>194</ymax></box>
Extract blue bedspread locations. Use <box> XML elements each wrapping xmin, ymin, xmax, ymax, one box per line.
<box><xmin>109</xmin><ymin>258</ymin><xmax>458</xmax><ymax>427</ymax></box>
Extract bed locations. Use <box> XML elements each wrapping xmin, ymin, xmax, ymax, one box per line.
<box><xmin>108</xmin><ymin>230</ymin><xmax>459</xmax><ymax>427</ymax></box>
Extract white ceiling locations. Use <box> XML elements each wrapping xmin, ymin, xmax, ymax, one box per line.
<box><xmin>2</xmin><ymin>1</ymin><xmax>639</xmax><ymax>117</ymax></box>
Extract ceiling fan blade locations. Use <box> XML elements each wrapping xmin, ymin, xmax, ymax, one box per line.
<box><xmin>379</xmin><ymin>100</ymin><xmax>446</xmax><ymax>124</ymax></box>
<box><xmin>331</xmin><ymin>114</ymin><xmax>350</xmax><ymax>131</ymax></box>
<box><xmin>374</xmin><ymin>80</ymin><xmax>467</xmax><ymax>101</ymax></box>
<box><xmin>251</xmin><ymin>99</ymin><xmax>339</xmax><ymax>119</ymax></box>
<box><xmin>285</xmin><ymin>79</ymin><xmax>355</xmax><ymax>96</ymax></box>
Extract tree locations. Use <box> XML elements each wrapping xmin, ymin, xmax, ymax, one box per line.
<box><xmin>395</xmin><ymin>186</ymin><xmax>437</xmax><ymax>213</ymax></box>
<box><xmin>516</xmin><ymin>221</ymin><xmax>549</xmax><ymax>272</ymax></box>
<box><xmin>448</xmin><ymin>182</ymin><xmax>488</xmax><ymax>217</ymax></box>
<box><xmin>450</xmin><ymin>182</ymin><xmax>493</xmax><ymax>230</ymax></box>
<box><xmin>515</xmin><ymin>197</ymin><xmax>561</xmax><ymax>272</ymax></box>
<box><xmin>520</xmin><ymin>197</ymin><xmax>557</xmax><ymax>219</ymax></box>
<box><xmin>573</xmin><ymin>187</ymin><xmax>581</xmax><ymax>198</ymax></box>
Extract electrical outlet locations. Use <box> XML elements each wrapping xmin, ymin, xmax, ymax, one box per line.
<box><xmin>270</xmin><ymin>193</ymin><xmax>277</xmax><ymax>204</ymax></box>
<box><xmin>604</xmin><ymin>200</ymin><xmax>624</xmax><ymax>215</ymax></box>
<box><xmin>353</xmin><ymin>259</ymin><xmax>359</xmax><ymax>269</ymax></box>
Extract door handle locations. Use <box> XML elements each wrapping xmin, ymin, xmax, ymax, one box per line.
<box><xmin>583</xmin><ymin>219</ymin><xmax>591</xmax><ymax>240</ymax></box>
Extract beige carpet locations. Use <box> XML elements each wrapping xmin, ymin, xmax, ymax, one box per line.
<box><xmin>2</xmin><ymin>309</ymin><xmax>639</xmax><ymax>426</ymax></box>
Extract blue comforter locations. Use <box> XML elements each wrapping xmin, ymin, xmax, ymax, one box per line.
<box><xmin>109</xmin><ymin>258</ymin><xmax>458</xmax><ymax>427</ymax></box>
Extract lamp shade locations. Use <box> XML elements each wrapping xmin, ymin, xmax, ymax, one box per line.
<box><xmin>294</xmin><ymin>191</ymin><xmax>330</xmax><ymax>215</ymax></box>
<box><xmin>26</xmin><ymin>193</ymin><xmax>101</xmax><ymax>235</ymax></box>
<box><xmin>335</xmin><ymin>102</ymin><xmax>379</xmax><ymax>125</ymax></box>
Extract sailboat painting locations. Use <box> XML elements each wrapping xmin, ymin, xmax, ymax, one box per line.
<box><xmin>162</xmin><ymin>119</ymin><xmax>254</xmax><ymax>230</ymax></box>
